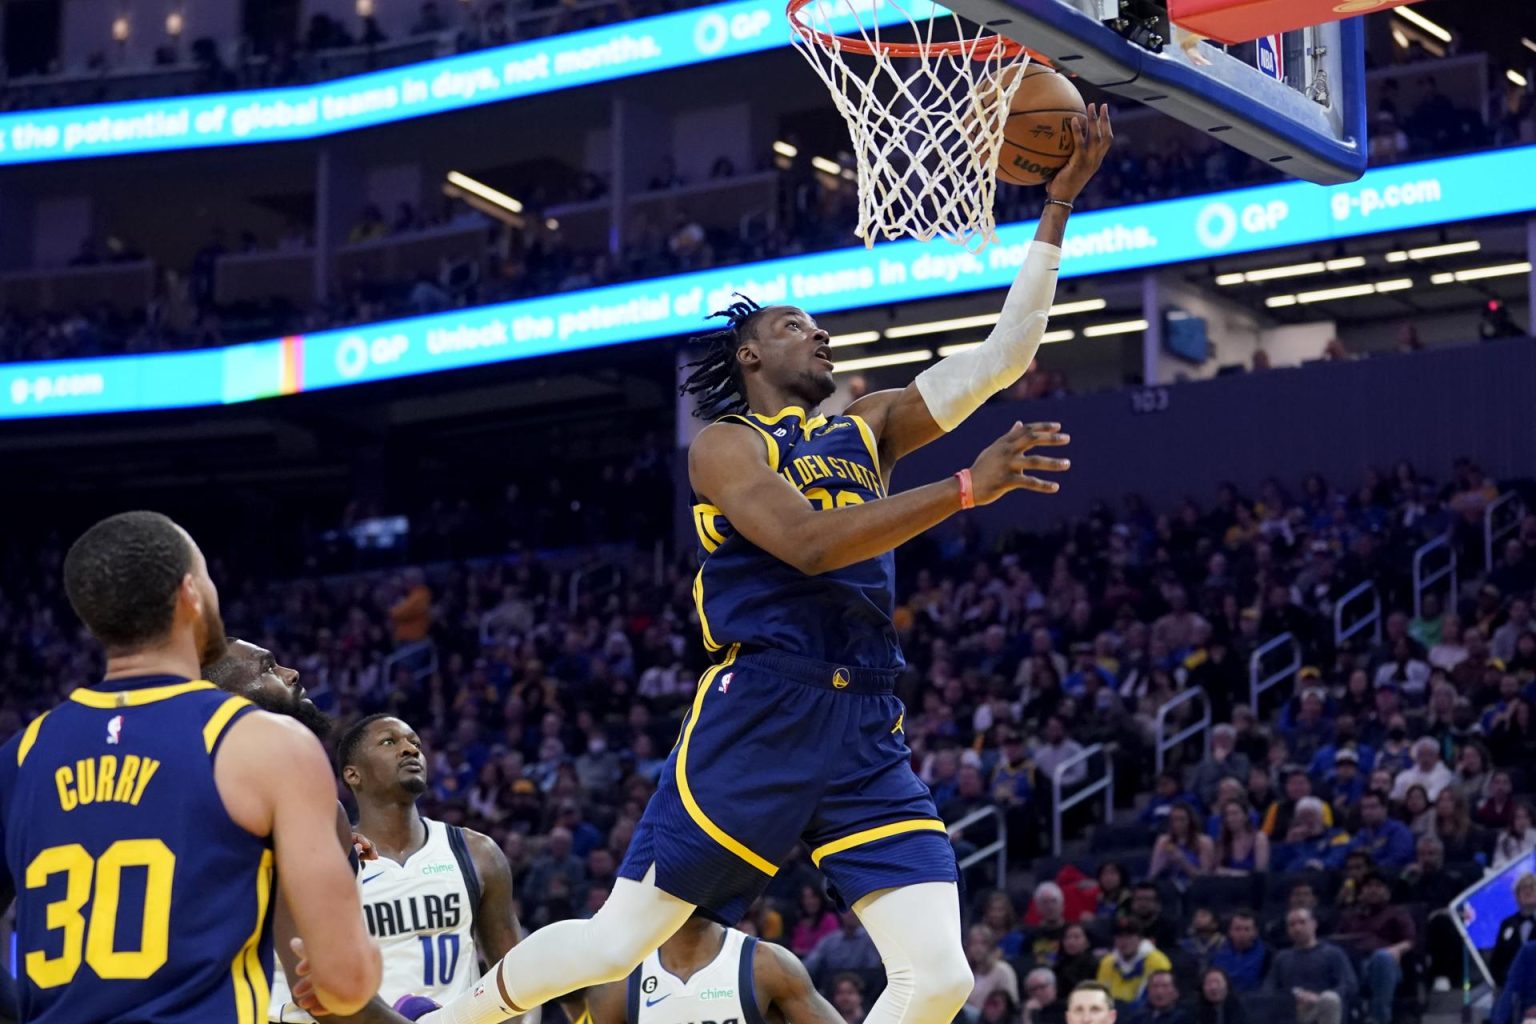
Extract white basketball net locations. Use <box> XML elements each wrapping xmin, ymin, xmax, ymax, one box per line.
<box><xmin>789</xmin><ymin>0</ymin><xmax>1032</xmax><ymax>252</ymax></box>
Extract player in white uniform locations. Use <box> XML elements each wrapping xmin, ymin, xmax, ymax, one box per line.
<box><xmin>269</xmin><ymin>712</ymin><xmax>522</xmax><ymax>1023</ymax></box>
<box><xmin>559</xmin><ymin>914</ymin><xmax>842</xmax><ymax>1024</ymax></box>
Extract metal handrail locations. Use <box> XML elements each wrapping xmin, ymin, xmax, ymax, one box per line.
<box><xmin>1412</xmin><ymin>534</ymin><xmax>1457</xmax><ymax>620</ymax></box>
<box><xmin>1249</xmin><ymin>633</ymin><xmax>1300</xmax><ymax>714</ymax></box>
<box><xmin>1052</xmin><ymin>743</ymin><xmax>1113</xmax><ymax>856</ymax></box>
<box><xmin>1154</xmin><ymin>687</ymin><xmax>1211</xmax><ymax>775</ymax></box>
<box><xmin>1332</xmin><ymin>581</ymin><xmax>1382</xmax><ymax>650</ymax></box>
<box><xmin>1486</xmin><ymin>492</ymin><xmax>1524</xmax><ymax>571</ymax></box>
<box><xmin>948</xmin><ymin>805</ymin><xmax>1007</xmax><ymax>892</ymax></box>
<box><xmin>384</xmin><ymin>638</ymin><xmax>438</xmax><ymax>690</ymax></box>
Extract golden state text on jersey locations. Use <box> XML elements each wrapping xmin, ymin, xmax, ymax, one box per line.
<box><xmin>0</xmin><ymin>676</ymin><xmax>274</xmax><ymax>1024</ymax></box>
<box><xmin>691</xmin><ymin>406</ymin><xmax>900</xmax><ymax>669</ymax></box>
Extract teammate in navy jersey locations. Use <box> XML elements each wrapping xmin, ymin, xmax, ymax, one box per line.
<box><xmin>415</xmin><ymin>108</ymin><xmax>1114</xmax><ymax>1024</ymax></box>
<box><xmin>559</xmin><ymin>913</ymin><xmax>841</xmax><ymax>1024</ymax></box>
<box><xmin>0</xmin><ymin>511</ymin><xmax>380</xmax><ymax>1023</ymax></box>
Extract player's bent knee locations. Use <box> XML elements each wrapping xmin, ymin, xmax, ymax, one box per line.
<box><xmin>915</xmin><ymin>952</ymin><xmax>973</xmax><ymax>1015</ymax></box>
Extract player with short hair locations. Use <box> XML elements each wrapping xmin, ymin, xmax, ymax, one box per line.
<box><xmin>403</xmin><ymin>107</ymin><xmax>1113</xmax><ymax>1024</ymax></box>
<box><xmin>296</xmin><ymin>714</ymin><xmax>522</xmax><ymax>1022</ymax></box>
<box><xmin>558</xmin><ymin>911</ymin><xmax>842</xmax><ymax>1024</ymax></box>
<box><xmin>1067</xmin><ymin>982</ymin><xmax>1116</xmax><ymax>1024</ymax></box>
<box><xmin>0</xmin><ymin>511</ymin><xmax>380</xmax><ymax>1023</ymax></box>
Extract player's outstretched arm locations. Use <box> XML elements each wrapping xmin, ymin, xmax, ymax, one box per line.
<box><xmin>846</xmin><ymin>104</ymin><xmax>1113</xmax><ymax>470</ymax></box>
<box><xmin>215</xmin><ymin>711</ymin><xmax>382</xmax><ymax>1016</ymax></box>
<box><xmin>754</xmin><ymin>941</ymin><xmax>843</xmax><ymax>1024</ymax></box>
<box><xmin>691</xmin><ymin>419</ymin><xmax>1067</xmax><ymax>575</ymax></box>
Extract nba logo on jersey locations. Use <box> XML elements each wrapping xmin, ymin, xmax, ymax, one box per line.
<box><xmin>105</xmin><ymin>714</ymin><xmax>123</xmax><ymax>744</ymax></box>
<box><xmin>718</xmin><ymin>672</ymin><xmax>733</xmax><ymax>694</ymax></box>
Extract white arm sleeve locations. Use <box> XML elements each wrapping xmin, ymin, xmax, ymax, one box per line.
<box><xmin>913</xmin><ymin>241</ymin><xmax>1061</xmax><ymax>431</ymax></box>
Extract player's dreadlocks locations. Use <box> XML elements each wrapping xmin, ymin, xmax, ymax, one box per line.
<box><xmin>678</xmin><ymin>294</ymin><xmax>767</xmax><ymax>420</ymax></box>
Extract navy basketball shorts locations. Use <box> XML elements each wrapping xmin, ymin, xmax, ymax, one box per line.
<box><xmin>618</xmin><ymin>644</ymin><xmax>957</xmax><ymax>924</ymax></box>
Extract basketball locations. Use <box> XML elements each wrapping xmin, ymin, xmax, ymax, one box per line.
<box><xmin>997</xmin><ymin>64</ymin><xmax>1087</xmax><ymax>187</ymax></box>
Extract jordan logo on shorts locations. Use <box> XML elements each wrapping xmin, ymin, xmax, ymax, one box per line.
<box><xmin>832</xmin><ymin>668</ymin><xmax>851</xmax><ymax>689</ymax></box>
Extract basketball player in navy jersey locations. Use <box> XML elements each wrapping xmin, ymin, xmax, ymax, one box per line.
<box><xmin>558</xmin><ymin>912</ymin><xmax>841</xmax><ymax>1024</ymax></box>
<box><xmin>408</xmin><ymin>110</ymin><xmax>1113</xmax><ymax>1024</ymax></box>
<box><xmin>0</xmin><ymin>511</ymin><xmax>381</xmax><ymax>1023</ymax></box>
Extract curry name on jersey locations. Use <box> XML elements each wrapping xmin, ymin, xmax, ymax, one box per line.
<box><xmin>692</xmin><ymin>406</ymin><xmax>901</xmax><ymax>669</ymax></box>
<box><xmin>0</xmin><ymin>676</ymin><xmax>274</xmax><ymax>1024</ymax></box>
<box><xmin>269</xmin><ymin>817</ymin><xmax>481</xmax><ymax>1022</ymax></box>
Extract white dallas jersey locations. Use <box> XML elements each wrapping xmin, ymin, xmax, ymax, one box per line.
<box><xmin>628</xmin><ymin>929</ymin><xmax>764</xmax><ymax>1024</ymax></box>
<box><xmin>269</xmin><ymin>818</ymin><xmax>481</xmax><ymax>1022</ymax></box>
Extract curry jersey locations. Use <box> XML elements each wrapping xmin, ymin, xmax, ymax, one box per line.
<box><xmin>269</xmin><ymin>816</ymin><xmax>481</xmax><ymax>1022</ymax></box>
<box><xmin>693</xmin><ymin>405</ymin><xmax>900</xmax><ymax>669</ymax></box>
<box><xmin>0</xmin><ymin>676</ymin><xmax>274</xmax><ymax>1024</ymax></box>
<box><xmin>626</xmin><ymin>928</ymin><xmax>763</xmax><ymax>1024</ymax></box>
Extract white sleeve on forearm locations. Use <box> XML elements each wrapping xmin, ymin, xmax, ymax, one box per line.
<box><xmin>913</xmin><ymin>241</ymin><xmax>1061</xmax><ymax>432</ymax></box>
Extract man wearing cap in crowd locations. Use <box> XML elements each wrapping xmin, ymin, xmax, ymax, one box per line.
<box><xmin>1323</xmin><ymin>747</ymin><xmax>1366</xmax><ymax>817</ymax></box>
<box><xmin>1280</xmin><ymin>685</ymin><xmax>1335</xmax><ymax>767</ymax></box>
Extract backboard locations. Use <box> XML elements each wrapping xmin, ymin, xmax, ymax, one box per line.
<box><xmin>937</xmin><ymin>0</ymin><xmax>1368</xmax><ymax>184</ymax></box>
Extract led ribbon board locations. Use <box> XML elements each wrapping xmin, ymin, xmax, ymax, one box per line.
<box><xmin>2</xmin><ymin>143</ymin><xmax>1533</xmax><ymax>419</ymax></box>
<box><xmin>0</xmin><ymin>0</ymin><xmax>934</xmax><ymax>165</ymax></box>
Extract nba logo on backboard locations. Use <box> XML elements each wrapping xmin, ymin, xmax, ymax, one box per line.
<box><xmin>1256</xmin><ymin>35</ymin><xmax>1283</xmax><ymax>83</ymax></box>
<box><xmin>106</xmin><ymin>714</ymin><xmax>123</xmax><ymax>744</ymax></box>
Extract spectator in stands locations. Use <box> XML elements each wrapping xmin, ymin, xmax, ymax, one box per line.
<box><xmin>1034</xmin><ymin>716</ymin><xmax>1087</xmax><ymax>787</ymax></box>
<box><xmin>1430</xmin><ymin>787</ymin><xmax>1488</xmax><ymax>862</ymax></box>
<box><xmin>1022</xmin><ymin>967</ymin><xmax>1066</xmax><ymax>1024</ymax></box>
<box><xmin>1098</xmin><ymin>918</ymin><xmax>1172</xmax><ymax>1007</ymax></box>
<box><xmin>1321</xmin><ymin>747</ymin><xmax>1366</xmax><ymax>821</ymax></box>
<box><xmin>1021</xmin><ymin>881</ymin><xmax>1070</xmax><ymax>968</ymax></box>
<box><xmin>1140</xmin><ymin>771</ymin><xmax>1201</xmax><ymax>829</ymax></box>
<box><xmin>388</xmin><ymin>569</ymin><xmax>433</xmax><ymax>645</ymax></box>
<box><xmin>1194</xmin><ymin>967</ymin><xmax>1244</xmax><ymax>1024</ymax></box>
<box><xmin>1127</xmin><ymin>884</ymin><xmax>1180</xmax><ymax>951</ymax></box>
<box><xmin>1149</xmin><ymin>802</ymin><xmax>1214</xmax><ymax>883</ymax></box>
<box><xmin>1349</xmin><ymin>790</ymin><xmax>1416</xmax><ymax>867</ymax></box>
<box><xmin>1495</xmin><ymin>801</ymin><xmax>1536</xmax><ymax>868</ymax></box>
<box><xmin>1391</xmin><ymin>737</ymin><xmax>1454</xmax><ymax>801</ymax></box>
<box><xmin>1478</xmin><ymin>770</ymin><xmax>1518</xmax><ymax>830</ymax></box>
<box><xmin>1452</xmin><ymin>741</ymin><xmax>1493</xmax><ymax>804</ymax></box>
<box><xmin>1489</xmin><ymin>698</ymin><xmax>1536</xmax><ymax>768</ymax></box>
<box><xmin>1055</xmin><ymin>924</ymin><xmax>1100</xmax><ymax>994</ymax></box>
<box><xmin>790</xmin><ymin>885</ymin><xmax>840</xmax><ymax>957</ymax></box>
<box><xmin>1096</xmin><ymin>863</ymin><xmax>1131</xmax><ymax>920</ymax></box>
<box><xmin>1401</xmin><ymin>784</ymin><xmax>1435</xmax><ymax>836</ymax></box>
<box><xmin>1334</xmin><ymin>850</ymin><xmax>1374</xmax><ymax>910</ymax></box>
<box><xmin>1274</xmin><ymin>797</ymin><xmax>1351</xmax><ymax>872</ymax></box>
<box><xmin>830</xmin><ymin>973</ymin><xmax>866</xmax><ymax>1024</ymax></box>
<box><xmin>1180</xmin><ymin>908</ymin><xmax>1223</xmax><ymax>971</ymax></box>
<box><xmin>1191</xmin><ymin>725</ymin><xmax>1251</xmax><ymax>808</ymax></box>
<box><xmin>1262</xmin><ymin>768</ymin><xmax>1332</xmax><ymax>838</ymax></box>
<box><xmin>1265</xmin><ymin>907</ymin><xmax>1357</xmax><ymax>1024</ymax></box>
<box><xmin>804</xmin><ymin>911</ymin><xmax>881</xmax><ymax>989</ymax></box>
<box><xmin>1124</xmin><ymin>971</ymin><xmax>1190</xmax><ymax>1024</ymax></box>
<box><xmin>982</xmin><ymin>891</ymin><xmax>1028</xmax><ymax>960</ymax></box>
<box><xmin>1493</xmin><ymin>599</ymin><xmax>1535</xmax><ymax>663</ymax></box>
<box><xmin>1332</xmin><ymin>872</ymin><xmax>1414</xmax><ymax>1024</ymax></box>
<box><xmin>968</xmin><ymin>923</ymin><xmax>1021</xmax><ymax>1012</ymax></box>
<box><xmin>1280</xmin><ymin>689</ymin><xmax>1335</xmax><ymax>768</ymax></box>
<box><xmin>1210</xmin><ymin>910</ymin><xmax>1268</xmax><ymax>994</ymax></box>
<box><xmin>1215</xmin><ymin>799</ymin><xmax>1269</xmax><ymax>875</ymax></box>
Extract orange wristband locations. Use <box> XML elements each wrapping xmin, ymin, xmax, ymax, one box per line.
<box><xmin>955</xmin><ymin>469</ymin><xmax>975</xmax><ymax>510</ymax></box>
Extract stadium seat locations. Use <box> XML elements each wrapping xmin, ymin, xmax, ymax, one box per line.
<box><xmin>1240</xmin><ymin>991</ymin><xmax>1298</xmax><ymax>1024</ymax></box>
<box><xmin>1089</xmin><ymin>824</ymin><xmax>1149</xmax><ymax>854</ymax></box>
<box><xmin>1187</xmin><ymin>874</ymin><xmax>1262</xmax><ymax>914</ymax></box>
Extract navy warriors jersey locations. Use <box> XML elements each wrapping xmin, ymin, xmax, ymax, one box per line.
<box><xmin>693</xmin><ymin>405</ymin><xmax>900</xmax><ymax>669</ymax></box>
<box><xmin>0</xmin><ymin>676</ymin><xmax>275</xmax><ymax>1024</ymax></box>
